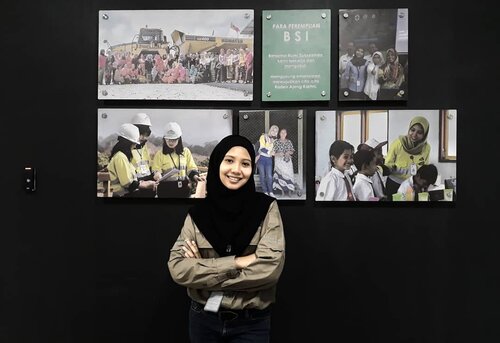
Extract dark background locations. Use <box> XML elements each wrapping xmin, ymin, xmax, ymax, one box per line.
<box><xmin>2</xmin><ymin>0</ymin><xmax>499</xmax><ymax>342</ymax></box>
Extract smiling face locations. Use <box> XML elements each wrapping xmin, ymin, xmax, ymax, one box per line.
<box><xmin>355</xmin><ymin>48</ymin><xmax>364</xmax><ymax>58</ymax></box>
<box><xmin>408</xmin><ymin>124</ymin><xmax>425</xmax><ymax>143</ymax></box>
<box><xmin>166</xmin><ymin>138</ymin><xmax>179</xmax><ymax>149</ymax></box>
<box><xmin>219</xmin><ymin>146</ymin><xmax>252</xmax><ymax>190</ymax></box>
<box><xmin>268</xmin><ymin>125</ymin><xmax>279</xmax><ymax>138</ymax></box>
<box><xmin>279</xmin><ymin>129</ymin><xmax>287</xmax><ymax>140</ymax></box>
<box><xmin>331</xmin><ymin>149</ymin><xmax>354</xmax><ymax>172</ymax></box>
<box><xmin>387</xmin><ymin>50</ymin><xmax>397</xmax><ymax>63</ymax></box>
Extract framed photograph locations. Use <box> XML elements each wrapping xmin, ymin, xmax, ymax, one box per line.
<box><xmin>98</xmin><ymin>9</ymin><xmax>254</xmax><ymax>100</ymax></box>
<box><xmin>338</xmin><ymin>8</ymin><xmax>408</xmax><ymax>101</ymax></box>
<box><xmin>239</xmin><ymin>110</ymin><xmax>306</xmax><ymax>200</ymax></box>
<box><xmin>315</xmin><ymin>109</ymin><xmax>457</xmax><ymax>202</ymax></box>
<box><xmin>262</xmin><ymin>10</ymin><xmax>331</xmax><ymax>101</ymax></box>
<box><xmin>97</xmin><ymin>108</ymin><xmax>232</xmax><ymax>198</ymax></box>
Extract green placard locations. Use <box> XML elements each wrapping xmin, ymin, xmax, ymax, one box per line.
<box><xmin>262</xmin><ymin>10</ymin><xmax>331</xmax><ymax>101</ymax></box>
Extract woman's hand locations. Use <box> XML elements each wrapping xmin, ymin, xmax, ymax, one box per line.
<box><xmin>153</xmin><ymin>172</ymin><xmax>162</xmax><ymax>181</ymax></box>
<box><xmin>193</xmin><ymin>173</ymin><xmax>207</xmax><ymax>198</ymax></box>
<box><xmin>139</xmin><ymin>180</ymin><xmax>158</xmax><ymax>190</ymax></box>
<box><xmin>182</xmin><ymin>240</ymin><xmax>201</xmax><ymax>258</ymax></box>
<box><xmin>234</xmin><ymin>253</ymin><xmax>256</xmax><ymax>269</ymax></box>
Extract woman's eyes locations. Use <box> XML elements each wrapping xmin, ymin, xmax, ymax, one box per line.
<box><xmin>242</xmin><ymin>162</ymin><xmax>251</xmax><ymax>167</ymax></box>
<box><xmin>224</xmin><ymin>158</ymin><xmax>233</xmax><ymax>163</ymax></box>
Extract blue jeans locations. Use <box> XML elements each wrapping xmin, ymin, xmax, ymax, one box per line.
<box><xmin>257</xmin><ymin>156</ymin><xmax>273</xmax><ymax>194</ymax></box>
<box><xmin>189</xmin><ymin>301</ymin><xmax>271</xmax><ymax>343</ymax></box>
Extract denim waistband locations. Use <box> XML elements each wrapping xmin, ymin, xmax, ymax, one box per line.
<box><xmin>190</xmin><ymin>300</ymin><xmax>270</xmax><ymax>321</ymax></box>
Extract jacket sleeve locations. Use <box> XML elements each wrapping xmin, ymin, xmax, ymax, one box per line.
<box><xmin>168</xmin><ymin>214</ymin><xmax>240</xmax><ymax>290</ymax></box>
<box><xmin>384</xmin><ymin>139</ymin><xmax>399</xmax><ymax>169</ymax></box>
<box><xmin>219</xmin><ymin>201</ymin><xmax>285</xmax><ymax>292</ymax></box>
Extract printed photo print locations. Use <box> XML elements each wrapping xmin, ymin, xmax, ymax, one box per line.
<box><xmin>315</xmin><ymin>109</ymin><xmax>457</xmax><ymax>202</ymax></box>
<box><xmin>97</xmin><ymin>108</ymin><xmax>232</xmax><ymax>198</ymax></box>
<box><xmin>338</xmin><ymin>8</ymin><xmax>408</xmax><ymax>101</ymax></box>
<box><xmin>239</xmin><ymin>110</ymin><xmax>306</xmax><ymax>200</ymax></box>
<box><xmin>98</xmin><ymin>9</ymin><xmax>254</xmax><ymax>100</ymax></box>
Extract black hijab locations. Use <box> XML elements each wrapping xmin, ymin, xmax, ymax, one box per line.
<box><xmin>189</xmin><ymin>135</ymin><xmax>274</xmax><ymax>257</ymax></box>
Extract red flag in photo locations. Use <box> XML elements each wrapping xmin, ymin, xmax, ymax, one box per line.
<box><xmin>230</xmin><ymin>22</ymin><xmax>240</xmax><ymax>33</ymax></box>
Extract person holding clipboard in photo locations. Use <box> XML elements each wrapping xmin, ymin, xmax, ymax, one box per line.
<box><xmin>152</xmin><ymin>122</ymin><xmax>201</xmax><ymax>198</ymax></box>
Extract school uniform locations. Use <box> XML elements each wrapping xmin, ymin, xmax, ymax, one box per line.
<box><xmin>316</xmin><ymin>167</ymin><xmax>356</xmax><ymax>201</ymax></box>
<box><xmin>353</xmin><ymin>173</ymin><xmax>375</xmax><ymax>201</ymax></box>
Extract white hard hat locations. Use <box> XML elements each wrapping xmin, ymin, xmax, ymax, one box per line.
<box><xmin>117</xmin><ymin>123</ymin><xmax>140</xmax><ymax>144</ymax></box>
<box><xmin>131</xmin><ymin>112</ymin><xmax>151</xmax><ymax>126</ymax></box>
<box><xmin>163</xmin><ymin>122</ymin><xmax>182</xmax><ymax>139</ymax></box>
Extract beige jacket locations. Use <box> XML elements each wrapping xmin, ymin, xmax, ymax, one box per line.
<box><xmin>168</xmin><ymin>200</ymin><xmax>285</xmax><ymax>310</ymax></box>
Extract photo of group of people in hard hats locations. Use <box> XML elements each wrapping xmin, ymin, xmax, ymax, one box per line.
<box><xmin>338</xmin><ymin>8</ymin><xmax>408</xmax><ymax>101</ymax></box>
<box><xmin>97</xmin><ymin>109</ymin><xmax>232</xmax><ymax>198</ymax></box>
<box><xmin>315</xmin><ymin>109</ymin><xmax>457</xmax><ymax>202</ymax></box>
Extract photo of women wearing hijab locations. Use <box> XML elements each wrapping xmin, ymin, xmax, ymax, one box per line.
<box><xmin>107</xmin><ymin>123</ymin><xmax>158</xmax><ymax>197</ymax></box>
<box><xmin>377</xmin><ymin>48</ymin><xmax>405</xmax><ymax>100</ymax></box>
<box><xmin>168</xmin><ymin>135</ymin><xmax>285</xmax><ymax>343</ymax></box>
<box><xmin>256</xmin><ymin>125</ymin><xmax>279</xmax><ymax>197</ymax></box>
<box><xmin>130</xmin><ymin>112</ymin><xmax>156</xmax><ymax>197</ymax></box>
<box><xmin>272</xmin><ymin>128</ymin><xmax>296</xmax><ymax>197</ymax></box>
<box><xmin>152</xmin><ymin>122</ymin><xmax>200</xmax><ymax>198</ymax></box>
<box><xmin>363</xmin><ymin>51</ymin><xmax>384</xmax><ymax>101</ymax></box>
<box><xmin>385</xmin><ymin>116</ymin><xmax>431</xmax><ymax>198</ymax></box>
<box><xmin>340</xmin><ymin>47</ymin><xmax>368</xmax><ymax>100</ymax></box>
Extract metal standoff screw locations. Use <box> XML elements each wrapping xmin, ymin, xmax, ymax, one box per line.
<box><xmin>266</xmin><ymin>92</ymin><xmax>272</xmax><ymax>97</ymax></box>
<box><xmin>223</xmin><ymin>113</ymin><xmax>229</xmax><ymax>119</ymax></box>
<box><xmin>321</xmin><ymin>13</ymin><xmax>327</xmax><ymax>19</ymax></box>
<box><xmin>102</xmin><ymin>90</ymin><xmax>108</xmax><ymax>96</ymax></box>
<box><xmin>243</xmin><ymin>90</ymin><xmax>249</xmax><ymax>97</ymax></box>
<box><xmin>102</xmin><ymin>13</ymin><xmax>109</xmax><ymax>20</ymax></box>
<box><xmin>101</xmin><ymin>113</ymin><xmax>107</xmax><ymax>119</ymax></box>
<box><xmin>320</xmin><ymin>115</ymin><xmax>326</xmax><ymax>121</ymax></box>
<box><xmin>266</xmin><ymin>14</ymin><xmax>272</xmax><ymax>20</ymax></box>
<box><xmin>343</xmin><ymin>12</ymin><xmax>349</xmax><ymax>19</ymax></box>
<box><xmin>298</xmin><ymin>113</ymin><xmax>303</xmax><ymax>119</ymax></box>
<box><xmin>321</xmin><ymin>91</ymin><xmax>326</xmax><ymax>97</ymax></box>
<box><xmin>243</xmin><ymin>114</ymin><xmax>249</xmax><ymax>120</ymax></box>
<box><xmin>343</xmin><ymin>90</ymin><xmax>349</xmax><ymax>97</ymax></box>
<box><xmin>398</xmin><ymin>90</ymin><xmax>405</xmax><ymax>96</ymax></box>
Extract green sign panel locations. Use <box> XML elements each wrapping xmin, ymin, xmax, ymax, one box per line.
<box><xmin>262</xmin><ymin>10</ymin><xmax>331</xmax><ymax>101</ymax></box>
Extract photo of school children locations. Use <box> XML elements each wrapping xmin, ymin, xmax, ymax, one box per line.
<box><xmin>315</xmin><ymin>109</ymin><xmax>457</xmax><ymax>202</ymax></box>
<box><xmin>97</xmin><ymin>108</ymin><xmax>232</xmax><ymax>198</ymax></box>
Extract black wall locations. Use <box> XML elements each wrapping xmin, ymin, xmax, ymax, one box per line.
<box><xmin>3</xmin><ymin>1</ymin><xmax>499</xmax><ymax>342</ymax></box>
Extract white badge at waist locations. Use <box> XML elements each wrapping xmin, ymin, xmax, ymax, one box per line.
<box><xmin>204</xmin><ymin>291</ymin><xmax>224</xmax><ymax>313</ymax></box>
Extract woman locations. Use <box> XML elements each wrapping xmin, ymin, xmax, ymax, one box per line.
<box><xmin>377</xmin><ymin>48</ymin><xmax>405</xmax><ymax>100</ymax></box>
<box><xmin>364</xmin><ymin>51</ymin><xmax>384</xmax><ymax>100</ymax></box>
<box><xmin>384</xmin><ymin>116</ymin><xmax>431</xmax><ymax>198</ymax></box>
<box><xmin>341</xmin><ymin>47</ymin><xmax>368</xmax><ymax>100</ymax></box>
<box><xmin>152</xmin><ymin>122</ymin><xmax>200</xmax><ymax>198</ymax></box>
<box><xmin>272</xmin><ymin>128</ymin><xmax>296</xmax><ymax>197</ymax></box>
<box><xmin>256</xmin><ymin>125</ymin><xmax>279</xmax><ymax>197</ymax></box>
<box><xmin>107</xmin><ymin>123</ymin><xmax>157</xmax><ymax>197</ymax></box>
<box><xmin>168</xmin><ymin>135</ymin><xmax>285</xmax><ymax>343</ymax></box>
